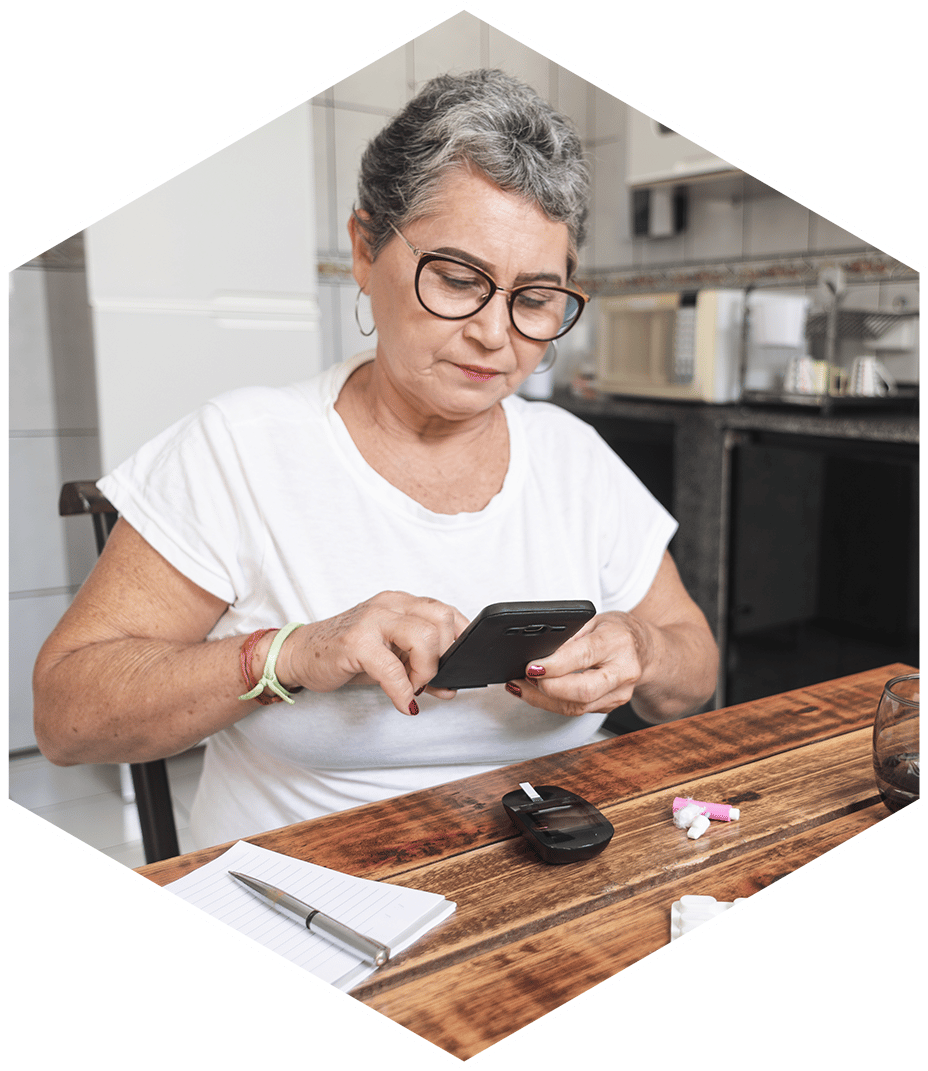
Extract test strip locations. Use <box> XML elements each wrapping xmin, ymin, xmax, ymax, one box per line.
<box><xmin>519</xmin><ymin>782</ymin><xmax>542</xmax><ymax>801</ymax></box>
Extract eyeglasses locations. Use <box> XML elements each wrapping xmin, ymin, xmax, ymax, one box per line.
<box><xmin>388</xmin><ymin>222</ymin><xmax>588</xmax><ymax>342</ymax></box>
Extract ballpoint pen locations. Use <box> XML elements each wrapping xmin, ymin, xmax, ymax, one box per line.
<box><xmin>228</xmin><ymin>871</ymin><xmax>391</xmax><ymax>966</ymax></box>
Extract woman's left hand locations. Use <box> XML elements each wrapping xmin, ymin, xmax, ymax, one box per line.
<box><xmin>508</xmin><ymin>612</ymin><xmax>651</xmax><ymax>716</ymax></box>
<box><xmin>506</xmin><ymin>552</ymin><xmax>719</xmax><ymax>723</ymax></box>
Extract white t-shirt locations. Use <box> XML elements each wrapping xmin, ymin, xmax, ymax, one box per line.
<box><xmin>99</xmin><ymin>352</ymin><xmax>677</xmax><ymax>846</ymax></box>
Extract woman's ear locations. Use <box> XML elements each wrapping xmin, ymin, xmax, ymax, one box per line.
<box><xmin>348</xmin><ymin>211</ymin><xmax>374</xmax><ymax>291</ymax></box>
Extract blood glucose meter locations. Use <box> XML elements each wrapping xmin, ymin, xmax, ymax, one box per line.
<box><xmin>502</xmin><ymin>782</ymin><xmax>614</xmax><ymax>864</ymax></box>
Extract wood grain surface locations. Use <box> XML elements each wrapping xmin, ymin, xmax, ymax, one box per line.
<box><xmin>136</xmin><ymin>663</ymin><xmax>913</xmax><ymax>1058</ymax></box>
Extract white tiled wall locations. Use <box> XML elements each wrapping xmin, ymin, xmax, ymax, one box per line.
<box><xmin>9</xmin><ymin>256</ymin><xmax>101</xmax><ymax>751</ymax></box>
<box><xmin>311</xmin><ymin>13</ymin><xmax>917</xmax><ymax>378</ymax></box>
<box><xmin>312</xmin><ymin>14</ymin><xmax>621</xmax><ymax>370</ymax></box>
<box><xmin>9</xmin><ymin>14</ymin><xmax>919</xmax><ymax>756</ymax></box>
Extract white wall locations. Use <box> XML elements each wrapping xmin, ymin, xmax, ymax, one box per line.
<box><xmin>86</xmin><ymin>102</ymin><xmax>321</xmax><ymax>472</ymax></box>
<box><xmin>9</xmin><ymin>250</ymin><xmax>101</xmax><ymax>750</ymax></box>
<box><xmin>311</xmin><ymin>15</ymin><xmax>601</xmax><ymax>371</ymax></box>
<box><xmin>312</xmin><ymin>13</ymin><xmax>918</xmax><ymax>383</ymax></box>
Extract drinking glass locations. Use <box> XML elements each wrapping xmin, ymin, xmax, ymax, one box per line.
<box><xmin>872</xmin><ymin>673</ymin><xmax>919</xmax><ymax>812</ymax></box>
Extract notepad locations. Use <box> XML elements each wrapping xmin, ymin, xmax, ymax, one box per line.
<box><xmin>165</xmin><ymin>840</ymin><xmax>456</xmax><ymax>991</ymax></box>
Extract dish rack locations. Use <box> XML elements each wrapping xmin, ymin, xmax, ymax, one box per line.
<box><xmin>741</xmin><ymin>308</ymin><xmax>918</xmax><ymax>412</ymax></box>
<box><xmin>805</xmin><ymin>308</ymin><xmax>917</xmax><ymax>341</ymax></box>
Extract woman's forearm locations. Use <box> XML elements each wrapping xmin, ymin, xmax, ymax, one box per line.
<box><xmin>34</xmin><ymin>584</ymin><xmax>468</xmax><ymax>764</ymax></box>
<box><xmin>33</xmin><ymin>633</ymin><xmax>260</xmax><ymax>766</ymax></box>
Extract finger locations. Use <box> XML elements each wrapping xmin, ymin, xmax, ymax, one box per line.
<box><xmin>386</xmin><ymin>592</ymin><xmax>468</xmax><ymax>642</ymax></box>
<box><xmin>527</xmin><ymin>616</ymin><xmax>644</xmax><ymax>685</ymax></box>
<box><xmin>353</xmin><ymin>640</ymin><xmax>425</xmax><ymax>715</ymax></box>
<box><xmin>513</xmin><ymin>665</ymin><xmax>637</xmax><ymax>717</ymax></box>
<box><xmin>413</xmin><ymin>613</ymin><xmax>470</xmax><ymax>692</ymax></box>
<box><xmin>507</xmin><ymin>677</ymin><xmax>591</xmax><ymax>717</ymax></box>
<box><xmin>419</xmin><ymin>685</ymin><xmax>458</xmax><ymax>700</ymax></box>
<box><xmin>517</xmin><ymin>628</ymin><xmax>641</xmax><ymax>715</ymax></box>
<box><xmin>520</xmin><ymin>628</ymin><xmax>601</xmax><ymax>682</ymax></box>
<box><xmin>365</xmin><ymin>608</ymin><xmax>461</xmax><ymax>707</ymax></box>
<box><xmin>399</xmin><ymin>621</ymin><xmax>459</xmax><ymax>693</ymax></box>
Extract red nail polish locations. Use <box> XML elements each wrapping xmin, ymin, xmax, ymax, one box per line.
<box><xmin>526</xmin><ymin>665</ymin><xmax>545</xmax><ymax>678</ymax></box>
<box><xmin>408</xmin><ymin>699</ymin><xmax>419</xmax><ymax>716</ymax></box>
<box><xmin>505</xmin><ymin>681</ymin><xmax>522</xmax><ymax>698</ymax></box>
<box><xmin>414</xmin><ymin>686</ymin><xmax>425</xmax><ymax>696</ymax></box>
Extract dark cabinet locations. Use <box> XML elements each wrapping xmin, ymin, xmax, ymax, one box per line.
<box><xmin>555</xmin><ymin>390</ymin><xmax>919</xmax><ymax>715</ymax></box>
<box><xmin>729</xmin><ymin>442</ymin><xmax>825</xmax><ymax>636</ymax></box>
<box><xmin>726</xmin><ymin>432</ymin><xmax>919</xmax><ymax>704</ymax></box>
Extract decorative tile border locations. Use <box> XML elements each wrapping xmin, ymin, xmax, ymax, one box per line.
<box><xmin>24</xmin><ymin>244</ymin><xmax>917</xmax><ymax>298</ymax></box>
<box><xmin>576</xmin><ymin>249</ymin><xmax>917</xmax><ymax>297</ymax></box>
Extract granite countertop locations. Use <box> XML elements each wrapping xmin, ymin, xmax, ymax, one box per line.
<box><xmin>552</xmin><ymin>388</ymin><xmax>919</xmax><ymax>445</ymax></box>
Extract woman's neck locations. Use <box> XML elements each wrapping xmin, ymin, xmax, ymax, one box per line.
<box><xmin>337</xmin><ymin>358</ymin><xmax>502</xmax><ymax>449</ymax></box>
<box><xmin>333</xmin><ymin>359</ymin><xmax>511</xmax><ymax>514</ymax></box>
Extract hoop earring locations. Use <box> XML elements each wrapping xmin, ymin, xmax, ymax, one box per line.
<box><xmin>533</xmin><ymin>339</ymin><xmax>557</xmax><ymax>375</ymax></box>
<box><xmin>354</xmin><ymin>288</ymin><xmax>375</xmax><ymax>338</ymax></box>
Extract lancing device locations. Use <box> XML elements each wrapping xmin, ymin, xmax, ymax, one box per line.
<box><xmin>672</xmin><ymin>797</ymin><xmax>741</xmax><ymax>822</ymax></box>
<box><xmin>229</xmin><ymin>871</ymin><xmax>391</xmax><ymax>966</ymax></box>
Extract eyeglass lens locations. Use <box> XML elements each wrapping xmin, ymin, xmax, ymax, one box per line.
<box><xmin>416</xmin><ymin>257</ymin><xmax>581</xmax><ymax>341</ymax></box>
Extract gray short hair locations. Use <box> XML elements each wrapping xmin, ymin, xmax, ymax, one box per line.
<box><xmin>355</xmin><ymin>69</ymin><xmax>590</xmax><ymax>278</ymax></box>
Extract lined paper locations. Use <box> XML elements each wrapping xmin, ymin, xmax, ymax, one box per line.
<box><xmin>165</xmin><ymin>840</ymin><xmax>455</xmax><ymax>990</ymax></box>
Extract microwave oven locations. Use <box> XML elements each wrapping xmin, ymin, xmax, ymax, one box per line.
<box><xmin>595</xmin><ymin>289</ymin><xmax>745</xmax><ymax>403</ymax></box>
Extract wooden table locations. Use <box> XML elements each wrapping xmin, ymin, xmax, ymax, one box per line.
<box><xmin>139</xmin><ymin>663</ymin><xmax>913</xmax><ymax>1059</ymax></box>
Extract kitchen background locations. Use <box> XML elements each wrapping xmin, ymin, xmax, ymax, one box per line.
<box><xmin>8</xmin><ymin>13</ymin><xmax>918</xmax><ymax>857</ymax></box>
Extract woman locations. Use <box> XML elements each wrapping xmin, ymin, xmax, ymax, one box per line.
<box><xmin>34</xmin><ymin>70</ymin><xmax>718</xmax><ymax>847</ymax></box>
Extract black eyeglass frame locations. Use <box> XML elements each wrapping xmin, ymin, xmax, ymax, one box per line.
<box><xmin>388</xmin><ymin>221</ymin><xmax>589</xmax><ymax>342</ymax></box>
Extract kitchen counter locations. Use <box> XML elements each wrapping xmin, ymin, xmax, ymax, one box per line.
<box><xmin>554</xmin><ymin>389</ymin><xmax>918</xmax><ymax>444</ymax></box>
<box><xmin>552</xmin><ymin>388</ymin><xmax>919</xmax><ymax>707</ymax></box>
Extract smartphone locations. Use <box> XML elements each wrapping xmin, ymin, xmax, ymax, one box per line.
<box><xmin>428</xmin><ymin>600</ymin><xmax>596</xmax><ymax>690</ymax></box>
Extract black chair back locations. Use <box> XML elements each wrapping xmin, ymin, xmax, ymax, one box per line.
<box><xmin>58</xmin><ymin>481</ymin><xmax>181</xmax><ymax>864</ymax></box>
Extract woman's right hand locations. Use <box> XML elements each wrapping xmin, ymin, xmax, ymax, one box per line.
<box><xmin>273</xmin><ymin>591</ymin><xmax>468</xmax><ymax>715</ymax></box>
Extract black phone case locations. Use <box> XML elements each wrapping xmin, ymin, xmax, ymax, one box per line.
<box><xmin>428</xmin><ymin>600</ymin><xmax>595</xmax><ymax>690</ymax></box>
